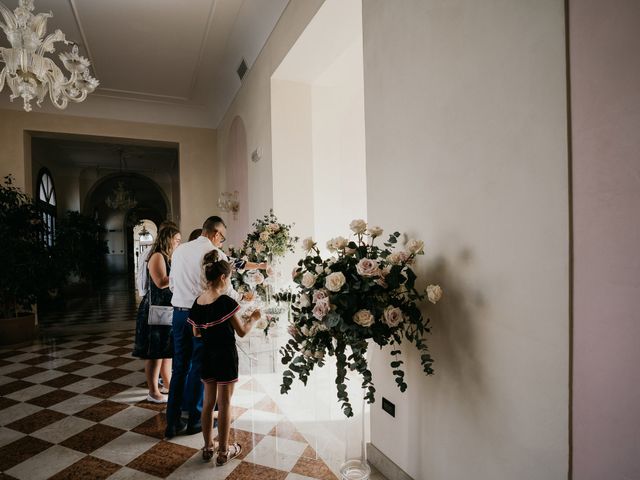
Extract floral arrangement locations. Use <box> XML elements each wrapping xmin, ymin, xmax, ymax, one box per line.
<box><xmin>240</xmin><ymin>209</ymin><xmax>298</xmax><ymax>263</ymax></box>
<box><xmin>280</xmin><ymin>219</ymin><xmax>443</xmax><ymax>417</ymax></box>
<box><xmin>227</xmin><ymin>210</ymin><xmax>298</xmax><ymax>335</ymax></box>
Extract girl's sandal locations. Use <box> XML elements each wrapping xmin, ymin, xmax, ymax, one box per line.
<box><xmin>202</xmin><ymin>445</ymin><xmax>215</xmax><ymax>462</ymax></box>
<box><xmin>216</xmin><ymin>443</ymin><xmax>242</xmax><ymax>466</ymax></box>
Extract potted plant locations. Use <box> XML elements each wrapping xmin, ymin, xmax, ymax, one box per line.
<box><xmin>0</xmin><ymin>175</ymin><xmax>53</xmax><ymax>345</ymax></box>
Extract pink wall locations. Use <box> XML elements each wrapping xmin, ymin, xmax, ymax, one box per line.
<box><xmin>571</xmin><ymin>1</ymin><xmax>640</xmax><ymax>478</ymax></box>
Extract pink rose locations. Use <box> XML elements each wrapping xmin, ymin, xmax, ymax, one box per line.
<box><xmin>356</xmin><ymin>258</ymin><xmax>380</xmax><ymax>277</ymax></box>
<box><xmin>312</xmin><ymin>298</ymin><xmax>330</xmax><ymax>320</ymax></box>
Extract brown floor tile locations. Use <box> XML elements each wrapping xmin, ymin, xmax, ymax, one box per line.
<box><xmin>268</xmin><ymin>420</ymin><xmax>306</xmax><ymax>443</ymax></box>
<box><xmin>65</xmin><ymin>351</ymin><xmax>95</xmax><ymax>361</ymax></box>
<box><xmin>253</xmin><ymin>397</ymin><xmax>282</xmax><ymax>414</ymax></box>
<box><xmin>135</xmin><ymin>400</ymin><xmax>167</xmax><ymax>412</ymax></box>
<box><xmin>0</xmin><ymin>359</ymin><xmax>10</xmax><ymax>367</ymax></box>
<box><xmin>27</xmin><ymin>389</ymin><xmax>77</xmax><ymax>408</ymax></box>
<box><xmin>21</xmin><ymin>355</ymin><xmax>56</xmax><ymax>365</ymax></box>
<box><xmin>75</xmin><ymin>399</ymin><xmax>129</xmax><ymax>422</ymax></box>
<box><xmin>0</xmin><ymin>396</ymin><xmax>19</xmax><ymax>410</ymax></box>
<box><xmin>85</xmin><ymin>382</ymin><xmax>130</xmax><ymax>399</ymax></box>
<box><xmin>0</xmin><ymin>380</ymin><xmax>35</xmax><ymax>396</ymax></box>
<box><xmin>61</xmin><ymin>424</ymin><xmax>125</xmax><ymax>454</ymax></box>
<box><xmin>0</xmin><ymin>473</ymin><xmax>19</xmax><ymax>480</ymax></box>
<box><xmin>43</xmin><ymin>373</ymin><xmax>84</xmax><ymax>388</ymax></box>
<box><xmin>5</xmin><ymin>366</ymin><xmax>47</xmax><ymax>379</ymax></box>
<box><xmin>48</xmin><ymin>455</ymin><xmax>121</xmax><ymax>480</ymax></box>
<box><xmin>127</xmin><ymin>441</ymin><xmax>197</xmax><ymax>478</ymax></box>
<box><xmin>32</xmin><ymin>346</ymin><xmax>54</xmax><ymax>354</ymax></box>
<box><xmin>131</xmin><ymin>412</ymin><xmax>166</xmax><ymax>439</ymax></box>
<box><xmin>0</xmin><ymin>350</ymin><xmax>20</xmax><ymax>359</ymax></box>
<box><xmin>238</xmin><ymin>378</ymin><xmax>264</xmax><ymax>392</ymax></box>
<box><xmin>104</xmin><ymin>347</ymin><xmax>132</xmax><ymax>356</ymax></box>
<box><xmin>56</xmin><ymin>361</ymin><xmax>92</xmax><ymax>373</ymax></box>
<box><xmin>0</xmin><ymin>436</ymin><xmax>53</xmax><ymax>471</ymax></box>
<box><xmin>226</xmin><ymin>461</ymin><xmax>288</xmax><ymax>480</ymax></box>
<box><xmin>100</xmin><ymin>356</ymin><xmax>132</xmax><ymax>368</ymax></box>
<box><xmin>6</xmin><ymin>409</ymin><xmax>68</xmax><ymax>434</ymax></box>
<box><xmin>81</xmin><ymin>335</ymin><xmax>106</xmax><ymax>342</ymax></box>
<box><xmin>94</xmin><ymin>367</ymin><xmax>130</xmax><ymax>381</ymax></box>
<box><xmin>292</xmin><ymin>456</ymin><xmax>339</xmax><ymax>480</ymax></box>
<box><xmin>108</xmin><ymin>339</ymin><xmax>132</xmax><ymax>347</ymax></box>
<box><xmin>214</xmin><ymin>428</ymin><xmax>264</xmax><ymax>460</ymax></box>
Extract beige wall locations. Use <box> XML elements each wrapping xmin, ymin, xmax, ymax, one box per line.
<box><xmin>363</xmin><ymin>1</ymin><xmax>569</xmax><ymax>479</ymax></box>
<box><xmin>0</xmin><ymin>109</ymin><xmax>217</xmax><ymax>234</ymax></box>
<box><xmin>216</xmin><ymin>0</ymin><xmax>324</xmax><ymax>225</ymax></box>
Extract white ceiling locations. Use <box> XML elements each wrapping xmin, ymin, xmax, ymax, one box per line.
<box><xmin>0</xmin><ymin>0</ymin><xmax>289</xmax><ymax>128</ymax></box>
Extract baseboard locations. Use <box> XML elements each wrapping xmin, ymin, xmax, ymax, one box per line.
<box><xmin>367</xmin><ymin>443</ymin><xmax>415</xmax><ymax>480</ymax></box>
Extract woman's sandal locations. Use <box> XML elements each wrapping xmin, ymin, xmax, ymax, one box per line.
<box><xmin>216</xmin><ymin>443</ymin><xmax>242</xmax><ymax>466</ymax></box>
<box><xmin>202</xmin><ymin>445</ymin><xmax>215</xmax><ymax>462</ymax></box>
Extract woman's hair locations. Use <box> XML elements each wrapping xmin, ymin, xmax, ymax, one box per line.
<box><xmin>188</xmin><ymin>228</ymin><xmax>202</xmax><ymax>241</ymax></box>
<box><xmin>150</xmin><ymin>225</ymin><xmax>180</xmax><ymax>261</ymax></box>
<box><xmin>202</xmin><ymin>249</ymin><xmax>231</xmax><ymax>285</ymax></box>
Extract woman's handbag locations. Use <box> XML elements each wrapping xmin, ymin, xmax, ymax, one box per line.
<box><xmin>147</xmin><ymin>268</ymin><xmax>173</xmax><ymax>326</ymax></box>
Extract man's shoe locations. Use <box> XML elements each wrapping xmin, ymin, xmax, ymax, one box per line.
<box><xmin>186</xmin><ymin>423</ymin><xmax>202</xmax><ymax>435</ymax></box>
<box><xmin>164</xmin><ymin>421</ymin><xmax>187</xmax><ymax>439</ymax></box>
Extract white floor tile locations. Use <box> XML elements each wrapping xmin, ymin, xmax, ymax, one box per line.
<box><xmin>0</xmin><ymin>402</ymin><xmax>41</xmax><ymax>426</ymax></box>
<box><xmin>244</xmin><ymin>434</ymin><xmax>307</xmax><ymax>472</ymax></box>
<box><xmin>0</xmin><ymin>426</ymin><xmax>25</xmax><ymax>447</ymax></box>
<box><xmin>116</xmin><ymin>371</ymin><xmax>146</xmax><ymax>387</ymax></box>
<box><xmin>73</xmin><ymin>364</ymin><xmax>112</xmax><ymax>377</ymax></box>
<box><xmin>81</xmin><ymin>353</ymin><xmax>116</xmax><ymax>364</ymax></box>
<box><xmin>63</xmin><ymin>377</ymin><xmax>109</xmax><ymax>393</ymax></box>
<box><xmin>109</xmin><ymin>386</ymin><xmax>147</xmax><ymax>404</ymax></box>
<box><xmin>22</xmin><ymin>369</ymin><xmax>66</xmax><ymax>384</ymax></box>
<box><xmin>88</xmin><ymin>344</ymin><xmax>121</xmax><ymax>354</ymax></box>
<box><xmin>166</xmin><ymin>455</ymin><xmax>241</xmax><ymax>480</ymax></box>
<box><xmin>92</xmin><ymin>431</ymin><xmax>160</xmax><ymax>465</ymax></box>
<box><xmin>31</xmin><ymin>416</ymin><xmax>95</xmax><ymax>444</ymax></box>
<box><xmin>5</xmin><ymin>444</ymin><xmax>85</xmax><ymax>480</ymax></box>
<box><xmin>49</xmin><ymin>393</ymin><xmax>103</xmax><ymax>415</ymax></box>
<box><xmin>5</xmin><ymin>383</ymin><xmax>56</xmax><ymax>402</ymax></box>
<box><xmin>102</xmin><ymin>406</ymin><xmax>157</xmax><ymax>430</ymax></box>
<box><xmin>232</xmin><ymin>409</ymin><xmax>282</xmax><ymax>436</ymax></box>
<box><xmin>0</xmin><ymin>362</ymin><xmax>29</xmax><ymax>375</ymax></box>
<box><xmin>106</xmin><ymin>466</ymin><xmax>162</xmax><ymax>480</ymax></box>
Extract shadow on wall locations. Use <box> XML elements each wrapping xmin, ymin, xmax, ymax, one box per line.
<box><xmin>408</xmin><ymin>249</ymin><xmax>489</xmax><ymax>455</ymax></box>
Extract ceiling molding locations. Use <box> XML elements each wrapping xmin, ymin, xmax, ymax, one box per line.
<box><xmin>68</xmin><ymin>0</ymin><xmax>98</xmax><ymax>76</ymax></box>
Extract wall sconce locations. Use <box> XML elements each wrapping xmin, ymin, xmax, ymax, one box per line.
<box><xmin>217</xmin><ymin>190</ymin><xmax>240</xmax><ymax>220</ymax></box>
<box><xmin>251</xmin><ymin>147</ymin><xmax>262</xmax><ymax>163</ymax></box>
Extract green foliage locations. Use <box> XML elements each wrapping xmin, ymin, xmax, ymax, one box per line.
<box><xmin>52</xmin><ymin>211</ymin><xmax>108</xmax><ymax>287</ymax></box>
<box><xmin>0</xmin><ymin>175</ymin><xmax>53</xmax><ymax>318</ymax></box>
<box><xmin>280</xmin><ymin>222</ymin><xmax>438</xmax><ymax>417</ymax></box>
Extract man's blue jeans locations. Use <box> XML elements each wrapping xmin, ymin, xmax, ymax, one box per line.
<box><xmin>165</xmin><ymin>308</ymin><xmax>204</xmax><ymax>433</ymax></box>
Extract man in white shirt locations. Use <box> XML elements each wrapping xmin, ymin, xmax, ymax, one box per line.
<box><xmin>165</xmin><ymin>216</ymin><xmax>240</xmax><ymax>438</ymax></box>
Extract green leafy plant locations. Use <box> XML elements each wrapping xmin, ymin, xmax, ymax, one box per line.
<box><xmin>0</xmin><ymin>175</ymin><xmax>52</xmax><ymax>318</ymax></box>
<box><xmin>280</xmin><ymin>220</ymin><xmax>443</xmax><ymax>417</ymax></box>
<box><xmin>52</xmin><ymin>211</ymin><xmax>108</xmax><ymax>288</ymax></box>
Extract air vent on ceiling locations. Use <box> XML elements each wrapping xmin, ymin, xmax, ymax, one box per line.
<box><xmin>237</xmin><ymin>58</ymin><xmax>248</xmax><ymax>81</ymax></box>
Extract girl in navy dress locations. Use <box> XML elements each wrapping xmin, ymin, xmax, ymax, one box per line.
<box><xmin>188</xmin><ymin>250</ymin><xmax>261</xmax><ymax>465</ymax></box>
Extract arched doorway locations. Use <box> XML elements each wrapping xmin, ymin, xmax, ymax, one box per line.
<box><xmin>84</xmin><ymin>173</ymin><xmax>170</xmax><ymax>276</ymax></box>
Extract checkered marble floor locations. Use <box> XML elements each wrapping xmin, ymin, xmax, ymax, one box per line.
<box><xmin>0</xmin><ymin>331</ymin><xmax>345</xmax><ymax>480</ymax></box>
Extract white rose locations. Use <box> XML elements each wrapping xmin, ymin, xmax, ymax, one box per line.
<box><xmin>312</xmin><ymin>298</ymin><xmax>330</xmax><ymax>320</ymax></box>
<box><xmin>426</xmin><ymin>284</ymin><xmax>443</xmax><ymax>304</ymax></box>
<box><xmin>315</xmin><ymin>264</ymin><xmax>324</xmax><ymax>274</ymax></box>
<box><xmin>326</xmin><ymin>239</ymin><xmax>337</xmax><ymax>253</ymax></box>
<box><xmin>325</xmin><ymin>272</ymin><xmax>346</xmax><ymax>292</ymax></box>
<box><xmin>406</xmin><ymin>239</ymin><xmax>424</xmax><ymax>254</ymax></box>
<box><xmin>345</xmin><ymin>247</ymin><xmax>357</xmax><ymax>255</ymax></box>
<box><xmin>387</xmin><ymin>251</ymin><xmax>409</xmax><ymax>265</ymax></box>
<box><xmin>301</xmin><ymin>272</ymin><xmax>317</xmax><ymax>289</ymax></box>
<box><xmin>246</xmin><ymin>247</ymin><xmax>253</xmax><ymax>254</ymax></box>
<box><xmin>367</xmin><ymin>226</ymin><xmax>383</xmax><ymax>238</ymax></box>
<box><xmin>312</xmin><ymin>289</ymin><xmax>329</xmax><ymax>303</ymax></box>
<box><xmin>268</xmin><ymin>223</ymin><xmax>280</xmax><ymax>232</ymax></box>
<box><xmin>353</xmin><ymin>309</ymin><xmax>374</xmax><ymax>327</ymax></box>
<box><xmin>302</xmin><ymin>237</ymin><xmax>315</xmax><ymax>252</ymax></box>
<box><xmin>356</xmin><ymin>258</ymin><xmax>380</xmax><ymax>277</ymax></box>
<box><xmin>383</xmin><ymin>306</ymin><xmax>404</xmax><ymax>327</ymax></box>
<box><xmin>349</xmin><ymin>219</ymin><xmax>367</xmax><ymax>234</ymax></box>
<box><xmin>259</xmin><ymin>231</ymin><xmax>270</xmax><ymax>241</ymax></box>
<box><xmin>255</xmin><ymin>318</ymin><xmax>269</xmax><ymax>329</ymax></box>
<box><xmin>253</xmin><ymin>272</ymin><xmax>265</xmax><ymax>285</ymax></box>
<box><xmin>327</xmin><ymin>236</ymin><xmax>349</xmax><ymax>252</ymax></box>
<box><xmin>299</xmin><ymin>293</ymin><xmax>311</xmax><ymax>308</ymax></box>
<box><xmin>300</xmin><ymin>325</ymin><xmax>311</xmax><ymax>337</ymax></box>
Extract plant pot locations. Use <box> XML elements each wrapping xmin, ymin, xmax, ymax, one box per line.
<box><xmin>0</xmin><ymin>313</ymin><xmax>38</xmax><ymax>346</ymax></box>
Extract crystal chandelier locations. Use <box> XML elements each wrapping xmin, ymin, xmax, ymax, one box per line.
<box><xmin>217</xmin><ymin>190</ymin><xmax>240</xmax><ymax>220</ymax></box>
<box><xmin>0</xmin><ymin>0</ymin><xmax>99</xmax><ymax>112</ymax></box>
<box><xmin>106</xmin><ymin>182</ymin><xmax>137</xmax><ymax>211</ymax></box>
